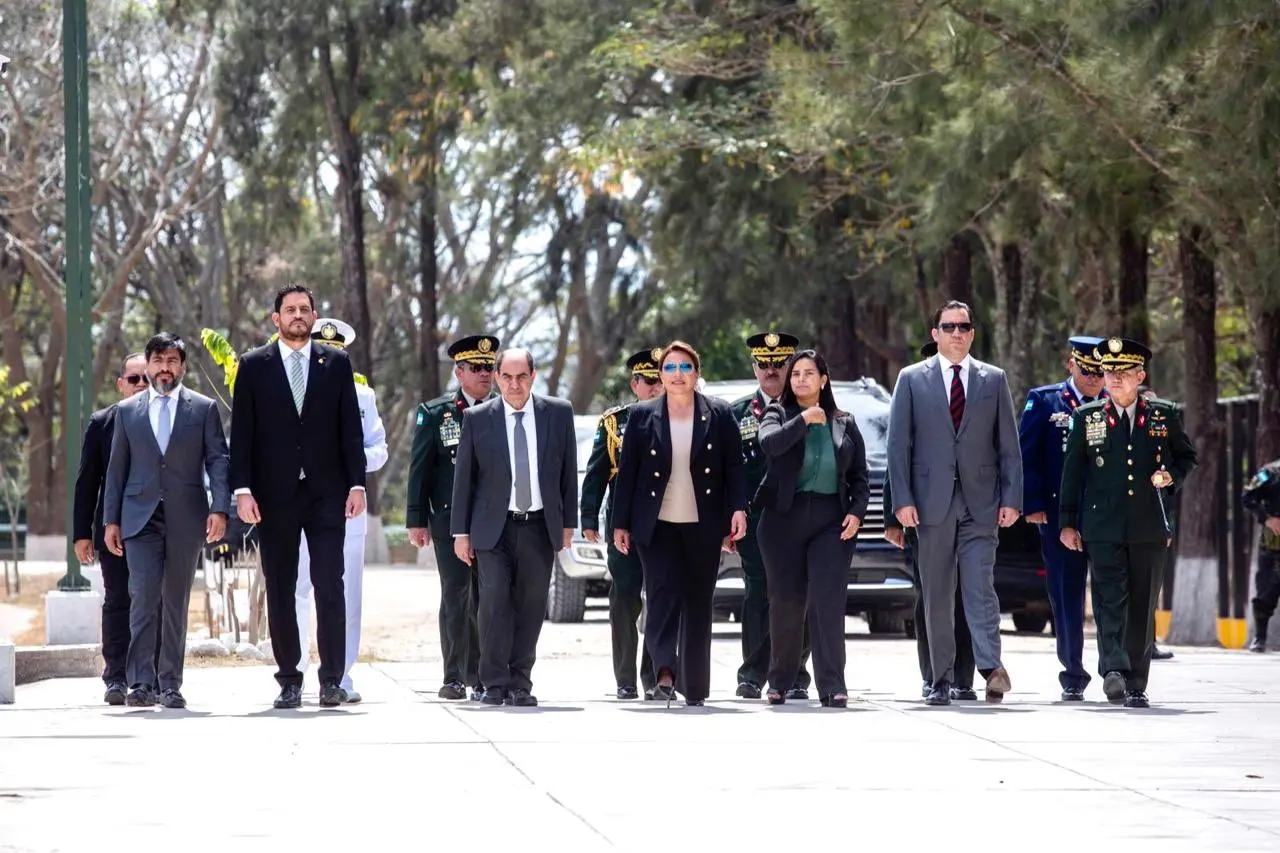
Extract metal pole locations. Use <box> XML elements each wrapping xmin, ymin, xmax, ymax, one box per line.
<box><xmin>58</xmin><ymin>0</ymin><xmax>92</xmax><ymax>591</ymax></box>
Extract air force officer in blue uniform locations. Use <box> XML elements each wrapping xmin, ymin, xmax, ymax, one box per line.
<box><xmin>1018</xmin><ymin>336</ymin><xmax>1107</xmax><ymax>700</ymax></box>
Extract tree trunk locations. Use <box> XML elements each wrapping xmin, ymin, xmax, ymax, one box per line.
<box><xmin>818</xmin><ymin>287</ymin><xmax>859</xmax><ymax>379</ymax></box>
<box><xmin>1117</xmin><ymin>225</ymin><xmax>1151</xmax><ymax>345</ymax></box>
<box><xmin>419</xmin><ymin>187</ymin><xmax>441</xmax><ymax>402</ymax></box>
<box><xmin>1167</xmin><ymin>225</ymin><xmax>1221</xmax><ymax>646</ymax></box>
<box><xmin>942</xmin><ymin>235</ymin><xmax>972</xmax><ymax>306</ymax></box>
<box><xmin>1254</xmin><ymin>301</ymin><xmax>1280</xmax><ymax>462</ymax></box>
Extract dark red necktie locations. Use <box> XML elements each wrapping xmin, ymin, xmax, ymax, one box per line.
<box><xmin>949</xmin><ymin>364</ymin><xmax>965</xmax><ymax>431</ymax></box>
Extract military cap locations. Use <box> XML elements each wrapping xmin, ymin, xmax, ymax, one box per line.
<box><xmin>447</xmin><ymin>334</ymin><xmax>500</xmax><ymax>365</ymax></box>
<box><xmin>1068</xmin><ymin>335</ymin><xmax>1105</xmax><ymax>375</ymax></box>
<box><xmin>745</xmin><ymin>331</ymin><xmax>799</xmax><ymax>364</ymax></box>
<box><xmin>626</xmin><ymin>348</ymin><xmax>662</xmax><ymax>379</ymax></box>
<box><xmin>919</xmin><ymin>341</ymin><xmax>938</xmax><ymax>358</ymax></box>
<box><xmin>1094</xmin><ymin>336</ymin><xmax>1151</xmax><ymax>372</ymax></box>
<box><xmin>311</xmin><ymin>317</ymin><xmax>356</xmax><ymax>348</ymax></box>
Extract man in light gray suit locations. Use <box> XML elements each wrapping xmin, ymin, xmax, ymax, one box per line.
<box><xmin>452</xmin><ymin>347</ymin><xmax>577</xmax><ymax>708</ymax></box>
<box><xmin>104</xmin><ymin>332</ymin><xmax>231</xmax><ymax>708</ymax></box>
<box><xmin>887</xmin><ymin>301</ymin><xmax>1023</xmax><ymax>705</ymax></box>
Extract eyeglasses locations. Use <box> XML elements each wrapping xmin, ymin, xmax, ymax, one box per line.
<box><xmin>122</xmin><ymin>374</ymin><xmax>149</xmax><ymax>386</ymax></box>
<box><xmin>755</xmin><ymin>359</ymin><xmax>787</xmax><ymax>370</ymax></box>
<box><xmin>634</xmin><ymin>375</ymin><xmax>661</xmax><ymax>386</ymax></box>
<box><xmin>662</xmin><ymin>362</ymin><xmax>695</xmax><ymax>374</ymax></box>
<box><xmin>463</xmin><ymin>363</ymin><xmax>493</xmax><ymax>375</ymax></box>
<box><xmin>938</xmin><ymin>322</ymin><xmax>974</xmax><ymax>333</ymax></box>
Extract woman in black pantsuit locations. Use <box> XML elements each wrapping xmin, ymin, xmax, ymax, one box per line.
<box><xmin>613</xmin><ymin>341</ymin><xmax>748</xmax><ymax>706</ymax></box>
<box><xmin>755</xmin><ymin>350</ymin><xmax>870</xmax><ymax>707</ymax></box>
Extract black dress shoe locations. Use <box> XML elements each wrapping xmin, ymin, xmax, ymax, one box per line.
<box><xmin>274</xmin><ymin>685</ymin><xmax>303</xmax><ymax>709</ymax></box>
<box><xmin>950</xmin><ymin>686</ymin><xmax>978</xmax><ymax>701</ymax></box>
<box><xmin>617</xmin><ymin>686</ymin><xmax>640</xmax><ymax>700</ymax></box>
<box><xmin>479</xmin><ymin>688</ymin><xmax>507</xmax><ymax>706</ymax></box>
<box><xmin>785</xmin><ymin>687</ymin><xmax>809</xmax><ymax>701</ymax></box>
<box><xmin>470</xmin><ymin>685</ymin><xmax>485</xmax><ymax>701</ymax></box>
<box><xmin>1248</xmin><ymin>637</ymin><xmax>1267</xmax><ymax>653</ymax></box>
<box><xmin>506</xmin><ymin>688</ymin><xmax>538</xmax><ymax>707</ymax></box>
<box><xmin>438</xmin><ymin>681</ymin><xmax>467</xmax><ymax>700</ymax></box>
<box><xmin>160</xmin><ymin>689</ymin><xmax>187</xmax><ymax>709</ymax></box>
<box><xmin>735</xmin><ymin>682</ymin><xmax>762</xmax><ymax>699</ymax></box>
<box><xmin>319</xmin><ymin>682</ymin><xmax>344</xmax><ymax>707</ymax></box>
<box><xmin>1124</xmin><ymin>690</ymin><xmax>1150</xmax><ymax>708</ymax></box>
<box><xmin>684</xmin><ymin>698</ymin><xmax>704</xmax><ymax>707</ymax></box>
<box><xmin>643</xmin><ymin>688</ymin><xmax>656</xmax><ymax>701</ymax></box>
<box><xmin>125</xmin><ymin>687</ymin><xmax>156</xmax><ymax>707</ymax></box>
<box><xmin>925</xmin><ymin>683</ymin><xmax>951</xmax><ymax>706</ymax></box>
<box><xmin>1151</xmin><ymin>645</ymin><xmax>1174</xmax><ymax>660</ymax></box>
<box><xmin>104</xmin><ymin>681</ymin><xmax>127</xmax><ymax>706</ymax></box>
<box><xmin>1103</xmin><ymin>671</ymin><xmax>1126</xmax><ymax>704</ymax></box>
<box><xmin>921</xmin><ymin>681</ymin><xmax>931</xmax><ymax>698</ymax></box>
<box><xmin>1061</xmin><ymin>687</ymin><xmax>1086</xmax><ymax>702</ymax></box>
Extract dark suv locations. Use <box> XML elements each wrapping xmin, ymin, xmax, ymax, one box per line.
<box><xmin>700</xmin><ymin>378</ymin><xmax>917</xmax><ymax>633</ymax></box>
<box><xmin>701</xmin><ymin>377</ymin><xmax>1052</xmax><ymax>636</ymax></box>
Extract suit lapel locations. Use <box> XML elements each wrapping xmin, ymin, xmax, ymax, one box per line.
<box><xmin>657</xmin><ymin>396</ymin><xmax>672</xmax><ymax>465</ymax></box>
<box><xmin>831</xmin><ymin>410</ymin><xmax>847</xmax><ymax>462</ymax></box>
<box><xmin>533</xmin><ymin>395</ymin><xmax>550</xmax><ymax>472</ymax></box>
<box><xmin>957</xmin><ymin>359</ymin><xmax>985</xmax><ymax>436</ymax></box>
<box><xmin>133</xmin><ymin>393</ymin><xmax>162</xmax><ymax>458</ymax></box>
<box><xmin>300</xmin><ymin>346</ymin><xmax>326</xmax><ymax>419</ymax></box>
<box><xmin>267</xmin><ymin>345</ymin><xmax>298</xmax><ymax>418</ymax></box>
<box><xmin>493</xmin><ymin>400</ymin><xmax>513</xmax><ymax>487</ymax></box>
<box><xmin>162</xmin><ymin>388</ymin><xmax>194</xmax><ymax>456</ymax></box>
<box><xmin>691</xmin><ymin>392</ymin><xmax>711</xmax><ymax>457</ymax></box>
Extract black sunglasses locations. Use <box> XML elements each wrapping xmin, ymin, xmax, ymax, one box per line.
<box><xmin>634</xmin><ymin>375</ymin><xmax>660</xmax><ymax>386</ymax></box>
<box><xmin>937</xmin><ymin>322</ymin><xmax>974</xmax><ymax>333</ymax></box>
<box><xmin>463</xmin><ymin>363</ymin><xmax>493</xmax><ymax>374</ymax></box>
<box><xmin>755</xmin><ymin>359</ymin><xmax>788</xmax><ymax>370</ymax></box>
<box><xmin>122</xmin><ymin>374</ymin><xmax>149</xmax><ymax>386</ymax></box>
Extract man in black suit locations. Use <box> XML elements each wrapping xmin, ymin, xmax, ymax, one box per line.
<box><xmin>451</xmin><ymin>347</ymin><xmax>577</xmax><ymax>707</ymax></box>
<box><xmin>72</xmin><ymin>351</ymin><xmax>151</xmax><ymax>705</ymax></box>
<box><xmin>230</xmin><ymin>284</ymin><xmax>367</xmax><ymax>709</ymax></box>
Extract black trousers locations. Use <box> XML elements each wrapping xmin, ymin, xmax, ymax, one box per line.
<box><xmin>757</xmin><ymin>494</ymin><xmax>853</xmax><ymax>698</ymax></box>
<box><xmin>98</xmin><ymin>541</ymin><xmax>160</xmax><ymax>685</ymax></box>
<box><xmin>637</xmin><ymin>521</ymin><xmax>722</xmax><ymax>702</ymax></box>
<box><xmin>737</xmin><ymin>513</ymin><xmax>811</xmax><ymax>690</ymax></box>
<box><xmin>259</xmin><ymin>481</ymin><xmax>347</xmax><ymax>688</ymax></box>
<box><xmin>1087</xmin><ymin>541</ymin><xmax>1164</xmax><ymax>693</ymax></box>
<box><xmin>432</xmin><ymin>521</ymin><xmax>480</xmax><ymax>689</ymax></box>
<box><xmin>908</xmin><ymin>528</ymin><xmax>975</xmax><ymax>689</ymax></box>
<box><xmin>607</xmin><ymin>540</ymin><xmax>655</xmax><ymax>691</ymax></box>
<box><xmin>1251</xmin><ymin>540</ymin><xmax>1280</xmax><ymax>626</ymax></box>
<box><xmin>476</xmin><ymin>515</ymin><xmax>555</xmax><ymax>692</ymax></box>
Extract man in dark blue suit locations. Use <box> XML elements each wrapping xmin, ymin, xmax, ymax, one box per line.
<box><xmin>1018</xmin><ymin>336</ymin><xmax>1107</xmax><ymax>700</ymax></box>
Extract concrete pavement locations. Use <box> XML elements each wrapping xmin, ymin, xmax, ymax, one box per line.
<box><xmin>3</xmin><ymin>632</ymin><xmax>1279</xmax><ymax>852</ymax></box>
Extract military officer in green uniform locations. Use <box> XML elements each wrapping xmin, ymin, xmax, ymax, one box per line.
<box><xmin>732</xmin><ymin>331</ymin><xmax>812</xmax><ymax>700</ymax></box>
<box><xmin>407</xmin><ymin>334</ymin><xmax>500</xmax><ymax>700</ymax></box>
<box><xmin>580</xmin><ymin>348</ymin><xmax>665</xmax><ymax>699</ymax></box>
<box><xmin>1059</xmin><ymin>338</ymin><xmax>1198</xmax><ymax>708</ymax></box>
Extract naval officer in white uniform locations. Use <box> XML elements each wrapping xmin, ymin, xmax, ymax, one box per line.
<box><xmin>295</xmin><ymin>317</ymin><xmax>389</xmax><ymax>702</ymax></box>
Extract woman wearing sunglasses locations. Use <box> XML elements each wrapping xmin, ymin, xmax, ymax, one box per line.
<box><xmin>755</xmin><ymin>349</ymin><xmax>870</xmax><ymax>707</ymax></box>
<box><xmin>613</xmin><ymin>341</ymin><xmax>748</xmax><ymax>706</ymax></box>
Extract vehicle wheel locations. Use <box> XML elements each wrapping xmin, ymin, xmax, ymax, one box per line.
<box><xmin>866</xmin><ymin>609</ymin><xmax>907</xmax><ymax>635</ymax></box>
<box><xmin>546</xmin><ymin>558</ymin><xmax>587</xmax><ymax>623</ymax></box>
<box><xmin>1012</xmin><ymin>611</ymin><xmax>1049</xmax><ymax>634</ymax></box>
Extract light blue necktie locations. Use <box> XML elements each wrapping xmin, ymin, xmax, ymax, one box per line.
<box><xmin>289</xmin><ymin>350</ymin><xmax>306</xmax><ymax>413</ymax></box>
<box><xmin>157</xmin><ymin>395</ymin><xmax>171</xmax><ymax>455</ymax></box>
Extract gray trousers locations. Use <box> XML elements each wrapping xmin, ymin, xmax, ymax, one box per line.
<box><xmin>916</xmin><ymin>486</ymin><xmax>1003</xmax><ymax>685</ymax></box>
<box><xmin>125</xmin><ymin>504</ymin><xmax>202</xmax><ymax>692</ymax></box>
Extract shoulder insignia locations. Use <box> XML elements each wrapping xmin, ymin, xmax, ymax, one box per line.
<box><xmin>416</xmin><ymin>410</ymin><xmax>425</xmax><ymax>426</ymax></box>
<box><xmin>602</xmin><ymin>403</ymin><xmax>626</xmax><ymax>418</ymax></box>
<box><xmin>1024</xmin><ymin>397</ymin><xmax>1034</xmax><ymax>411</ymax></box>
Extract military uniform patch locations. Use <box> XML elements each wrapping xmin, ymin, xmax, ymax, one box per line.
<box><xmin>1050</xmin><ymin>412</ymin><xmax>1072</xmax><ymax>428</ymax></box>
<box><xmin>439</xmin><ymin>410</ymin><xmax>461</xmax><ymax>446</ymax></box>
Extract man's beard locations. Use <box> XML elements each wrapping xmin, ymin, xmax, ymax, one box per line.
<box><xmin>152</xmin><ymin>373</ymin><xmax>178</xmax><ymax>393</ymax></box>
<box><xmin>281</xmin><ymin>322</ymin><xmax>311</xmax><ymax>343</ymax></box>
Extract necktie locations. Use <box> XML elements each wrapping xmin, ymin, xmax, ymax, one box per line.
<box><xmin>949</xmin><ymin>364</ymin><xmax>965</xmax><ymax>432</ymax></box>
<box><xmin>1119</xmin><ymin>409</ymin><xmax>1131</xmax><ymax>436</ymax></box>
<box><xmin>289</xmin><ymin>350</ymin><xmax>306</xmax><ymax>413</ymax></box>
<box><xmin>157</xmin><ymin>395</ymin><xmax>171</xmax><ymax>454</ymax></box>
<box><xmin>513</xmin><ymin>411</ymin><xmax>532</xmax><ymax>511</ymax></box>
<box><xmin>1082</xmin><ymin>395</ymin><xmax>1094</xmax><ymax>404</ymax></box>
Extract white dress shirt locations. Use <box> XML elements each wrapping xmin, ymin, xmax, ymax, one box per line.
<box><xmin>503</xmin><ymin>397</ymin><xmax>543</xmax><ymax>511</ymax></box>
<box><xmin>938</xmin><ymin>353</ymin><xmax>973</xmax><ymax>397</ymax></box>
<box><xmin>147</xmin><ymin>382</ymin><xmax>184</xmax><ymax>444</ymax></box>
<box><xmin>279</xmin><ymin>339</ymin><xmax>312</xmax><ymax>387</ymax></box>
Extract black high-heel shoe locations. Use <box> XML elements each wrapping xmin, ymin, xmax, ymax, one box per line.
<box><xmin>766</xmin><ymin>689</ymin><xmax>785</xmax><ymax>705</ymax></box>
<box><xmin>820</xmin><ymin>693</ymin><xmax>848</xmax><ymax>709</ymax></box>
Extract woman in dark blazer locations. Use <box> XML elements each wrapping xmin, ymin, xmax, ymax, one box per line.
<box><xmin>613</xmin><ymin>341</ymin><xmax>748</xmax><ymax>706</ymax></box>
<box><xmin>755</xmin><ymin>349</ymin><xmax>870</xmax><ymax>707</ymax></box>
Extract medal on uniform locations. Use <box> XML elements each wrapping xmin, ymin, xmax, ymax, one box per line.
<box><xmin>439</xmin><ymin>410</ymin><xmax>462</xmax><ymax>446</ymax></box>
<box><xmin>1096</xmin><ymin>456</ymin><xmax>1104</xmax><ymax>467</ymax></box>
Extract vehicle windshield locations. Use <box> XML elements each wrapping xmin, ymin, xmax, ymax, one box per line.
<box><xmin>700</xmin><ymin>379</ymin><xmax>890</xmax><ymax>470</ymax></box>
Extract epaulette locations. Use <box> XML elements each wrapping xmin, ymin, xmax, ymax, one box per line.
<box><xmin>601</xmin><ymin>403</ymin><xmax>628</xmax><ymax>420</ymax></box>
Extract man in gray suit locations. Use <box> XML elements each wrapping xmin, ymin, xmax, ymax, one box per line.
<box><xmin>104</xmin><ymin>332</ymin><xmax>231</xmax><ymax>708</ymax></box>
<box><xmin>887</xmin><ymin>301</ymin><xmax>1023</xmax><ymax>705</ymax></box>
<box><xmin>451</xmin><ymin>347</ymin><xmax>577</xmax><ymax>707</ymax></box>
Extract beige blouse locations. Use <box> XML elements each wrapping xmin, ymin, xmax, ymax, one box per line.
<box><xmin>658</xmin><ymin>415</ymin><xmax>699</xmax><ymax>523</ymax></box>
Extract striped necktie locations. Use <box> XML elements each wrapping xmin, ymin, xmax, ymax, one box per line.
<box><xmin>949</xmin><ymin>364</ymin><xmax>965</xmax><ymax>431</ymax></box>
<box><xmin>289</xmin><ymin>350</ymin><xmax>306</xmax><ymax>413</ymax></box>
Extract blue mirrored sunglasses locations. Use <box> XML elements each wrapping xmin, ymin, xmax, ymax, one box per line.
<box><xmin>662</xmin><ymin>362</ymin><xmax>694</xmax><ymax>374</ymax></box>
